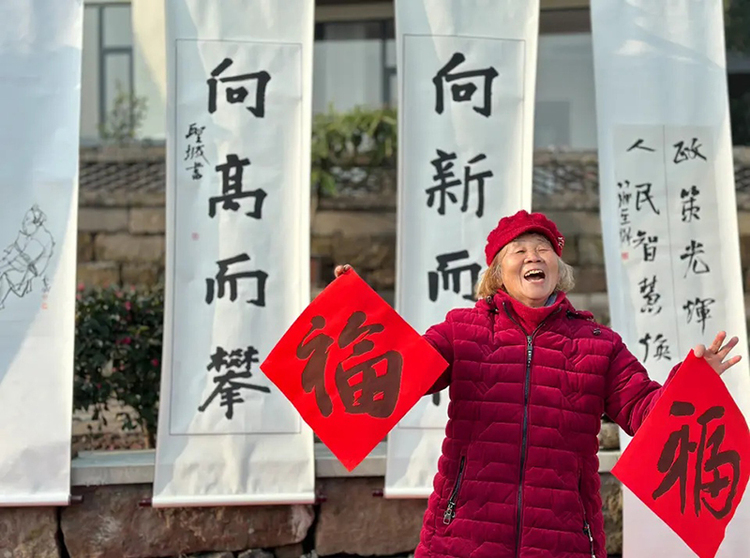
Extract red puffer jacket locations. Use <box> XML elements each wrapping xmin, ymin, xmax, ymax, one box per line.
<box><xmin>415</xmin><ymin>291</ymin><xmax>677</xmax><ymax>558</ymax></box>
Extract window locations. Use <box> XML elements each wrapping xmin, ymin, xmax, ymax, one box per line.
<box><xmin>313</xmin><ymin>20</ymin><xmax>395</xmax><ymax>113</ymax></box>
<box><xmin>535</xmin><ymin>33</ymin><xmax>597</xmax><ymax>149</ymax></box>
<box><xmin>312</xmin><ymin>15</ymin><xmax>597</xmax><ymax>149</ymax></box>
<box><xmin>81</xmin><ymin>2</ymin><xmax>133</xmax><ymax>141</ymax></box>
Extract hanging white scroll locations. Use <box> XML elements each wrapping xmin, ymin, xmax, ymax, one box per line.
<box><xmin>154</xmin><ymin>0</ymin><xmax>315</xmax><ymax>506</ymax></box>
<box><xmin>386</xmin><ymin>0</ymin><xmax>539</xmax><ymax>497</ymax></box>
<box><xmin>591</xmin><ymin>1</ymin><xmax>750</xmax><ymax>556</ymax></box>
<box><xmin>0</xmin><ymin>0</ymin><xmax>82</xmax><ymax>506</ymax></box>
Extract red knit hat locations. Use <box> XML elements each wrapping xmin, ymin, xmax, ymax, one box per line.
<box><xmin>484</xmin><ymin>210</ymin><xmax>565</xmax><ymax>265</ymax></box>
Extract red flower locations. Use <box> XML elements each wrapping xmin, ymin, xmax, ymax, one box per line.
<box><xmin>151</xmin><ymin>358</ymin><xmax>160</xmax><ymax>367</ymax></box>
<box><xmin>124</xmin><ymin>301</ymin><xmax>132</xmax><ymax>311</ymax></box>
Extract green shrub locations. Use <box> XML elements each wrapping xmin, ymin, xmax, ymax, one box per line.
<box><xmin>311</xmin><ymin>105</ymin><xmax>397</xmax><ymax>196</ymax></box>
<box><xmin>74</xmin><ymin>285</ymin><xmax>163</xmax><ymax>448</ymax></box>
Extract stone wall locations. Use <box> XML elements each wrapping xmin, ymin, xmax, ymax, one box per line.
<box><xmin>2</xmin><ymin>471</ymin><xmax>622</xmax><ymax>558</ymax></box>
<box><xmin>77</xmin><ymin>146</ymin><xmax>167</xmax><ymax>288</ymax></box>
<box><xmin>76</xmin><ymin>147</ymin><xmax>750</xmax><ymax>307</ymax></box>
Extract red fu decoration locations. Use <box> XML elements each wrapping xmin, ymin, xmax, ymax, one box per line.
<box><xmin>613</xmin><ymin>351</ymin><xmax>750</xmax><ymax>558</ymax></box>
<box><xmin>261</xmin><ymin>268</ymin><xmax>448</xmax><ymax>471</ymax></box>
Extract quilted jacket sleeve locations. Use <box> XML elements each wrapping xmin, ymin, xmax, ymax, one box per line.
<box><xmin>422</xmin><ymin>315</ymin><xmax>454</xmax><ymax>394</ymax></box>
<box><xmin>604</xmin><ymin>332</ymin><xmax>681</xmax><ymax>436</ymax></box>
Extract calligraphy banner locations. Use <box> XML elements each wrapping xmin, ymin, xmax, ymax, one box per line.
<box><xmin>154</xmin><ymin>0</ymin><xmax>315</xmax><ymax>506</ymax></box>
<box><xmin>591</xmin><ymin>0</ymin><xmax>750</xmax><ymax>555</ymax></box>
<box><xmin>386</xmin><ymin>0</ymin><xmax>540</xmax><ymax>498</ymax></box>
<box><xmin>0</xmin><ymin>0</ymin><xmax>82</xmax><ymax>506</ymax></box>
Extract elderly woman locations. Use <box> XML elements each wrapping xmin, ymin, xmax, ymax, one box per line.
<box><xmin>336</xmin><ymin>209</ymin><xmax>740</xmax><ymax>558</ymax></box>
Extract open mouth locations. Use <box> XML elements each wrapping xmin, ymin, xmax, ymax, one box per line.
<box><xmin>523</xmin><ymin>269</ymin><xmax>546</xmax><ymax>283</ymax></box>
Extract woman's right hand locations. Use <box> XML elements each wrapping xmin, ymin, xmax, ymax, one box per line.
<box><xmin>334</xmin><ymin>264</ymin><xmax>352</xmax><ymax>278</ymax></box>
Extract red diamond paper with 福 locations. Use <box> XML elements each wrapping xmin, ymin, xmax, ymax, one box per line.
<box><xmin>612</xmin><ymin>351</ymin><xmax>750</xmax><ymax>558</ymax></box>
<box><xmin>260</xmin><ymin>268</ymin><xmax>448</xmax><ymax>471</ymax></box>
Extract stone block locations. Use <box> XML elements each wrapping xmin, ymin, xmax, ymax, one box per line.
<box><xmin>310</xmin><ymin>235</ymin><xmax>333</xmax><ymax>257</ymax></box>
<box><xmin>312</xmin><ymin>210</ymin><xmax>396</xmax><ymax>237</ymax></box>
<box><xmin>121</xmin><ymin>263</ymin><xmax>162</xmax><ymax>286</ymax></box>
<box><xmin>315</xmin><ymin>478</ymin><xmax>426</xmax><ymax>556</ymax></box>
<box><xmin>310</xmin><ymin>254</ymin><xmax>334</xmax><ymax>288</ymax></box>
<box><xmin>578</xmin><ymin>235</ymin><xmax>604</xmax><ymax>266</ymax></box>
<box><xmin>78</xmin><ymin>232</ymin><xmax>95</xmax><ymax>262</ymax></box>
<box><xmin>238</xmin><ymin>550</ymin><xmax>275</xmax><ymax>558</ymax></box>
<box><xmin>330</xmin><ymin>233</ymin><xmax>396</xmax><ymax>291</ymax></box>
<box><xmin>738</xmin><ymin>212</ymin><xmax>750</xmax><ymax>235</ymax></box>
<box><xmin>61</xmin><ymin>485</ymin><xmax>314</xmax><ymax>558</ymax></box>
<box><xmin>94</xmin><ymin>234</ymin><xmax>165</xmax><ymax>264</ymax></box>
<box><xmin>598</xmin><ymin>422</ymin><xmax>619</xmax><ymax>450</ymax></box>
<box><xmin>561</xmin><ymin>235</ymin><xmax>579</xmax><ymax>266</ymax></box>
<box><xmin>0</xmin><ymin>507</ymin><xmax>60</xmax><ymax>558</ymax></box>
<box><xmin>275</xmin><ymin>542</ymin><xmax>305</xmax><ymax>558</ymax></box>
<box><xmin>77</xmin><ymin>262</ymin><xmax>120</xmax><ymax>288</ymax></box>
<box><xmin>741</xmin><ymin>236</ymin><xmax>750</xmax><ymax>269</ymax></box>
<box><xmin>78</xmin><ymin>208</ymin><xmax>129</xmax><ymax>233</ymax></box>
<box><xmin>571</xmin><ymin>266</ymin><xmax>607</xmax><ymax>293</ymax></box>
<box><xmin>129</xmin><ymin>207</ymin><xmax>166</xmax><ymax>234</ymax></box>
<box><xmin>600</xmin><ymin>474</ymin><xmax>623</xmax><ymax>555</ymax></box>
<box><xmin>541</xmin><ymin>211</ymin><xmax>602</xmax><ymax>236</ymax></box>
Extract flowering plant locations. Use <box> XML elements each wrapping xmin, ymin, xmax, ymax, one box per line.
<box><xmin>74</xmin><ymin>285</ymin><xmax>163</xmax><ymax>447</ymax></box>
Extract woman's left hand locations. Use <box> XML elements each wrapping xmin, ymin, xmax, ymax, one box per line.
<box><xmin>694</xmin><ymin>331</ymin><xmax>742</xmax><ymax>376</ymax></box>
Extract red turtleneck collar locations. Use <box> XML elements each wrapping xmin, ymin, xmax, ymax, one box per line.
<box><xmin>492</xmin><ymin>289</ymin><xmax>567</xmax><ymax>334</ymax></box>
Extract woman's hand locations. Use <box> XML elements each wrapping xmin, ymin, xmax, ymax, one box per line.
<box><xmin>694</xmin><ymin>331</ymin><xmax>742</xmax><ymax>376</ymax></box>
<box><xmin>334</xmin><ymin>264</ymin><xmax>352</xmax><ymax>279</ymax></box>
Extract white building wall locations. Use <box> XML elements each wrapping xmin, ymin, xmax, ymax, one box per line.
<box><xmin>93</xmin><ymin>1</ymin><xmax>601</xmax><ymax>148</ymax></box>
<box><xmin>131</xmin><ymin>0</ymin><xmax>166</xmax><ymax>141</ymax></box>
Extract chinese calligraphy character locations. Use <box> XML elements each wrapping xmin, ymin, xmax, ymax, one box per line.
<box><xmin>198</xmin><ymin>346</ymin><xmax>270</xmax><ymax>419</ymax></box>
<box><xmin>186</xmin><ymin>162</ymin><xmax>204</xmax><ymax>180</ymax></box>
<box><xmin>185</xmin><ymin>144</ymin><xmax>209</xmax><ymax>163</ymax></box>
<box><xmin>433</xmin><ymin>52</ymin><xmax>498</xmax><ymax>118</ymax></box>
<box><xmin>426</xmin><ymin>150</ymin><xmax>492</xmax><ymax>217</ymax></box>
<box><xmin>297</xmin><ymin>315</ymin><xmax>334</xmax><ymax>417</ymax></box>
<box><xmin>652</xmin><ymin>401</ymin><xmax>739</xmax><ymax>520</ymax></box>
<box><xmin>618</xmin><ymin>180</ymin><xmax>633</xmax><ymax>245</ymax></box>
<box><xmin>427</xmin><ymin>251</ymin><xmax>481</xmax><ymax>302</ymax></box>
<box><xmin>683</xmin><ymin>297</ymin><xmax>716</xmax><ymax>334</ymax></box>
<box><xmin>673</xmin><ymin>138</ymin><xmax>707</xmax><ymax>164</ymax></box>
<box><xmin>694</xmin><ymin>406</ymin><xmax>740</xmax><ymax>519</ymax></box>
<box><xmin>185</xmin><ymin>123</ymin><xmax>209</xmax><ymax>181</ymax></box>
<box><xmin>627</xmin><ymin>139</ymin><xmax>656</xmax><ymax>152</ymax></box>
<box><xmin>633</xmin><ymin>230</ymin><xmax>658</xmax><ymax>262</ymax></box>
<box><xmin>634</xmin><ymin>182</ymin><xmax>661</xmax><ymax>215</ymax></box>
<box><xmin>207</xmin><ymin>57</ymin><xmax>271</xmax><ymax>117</ymax></box>
<box><xmin>639</xmin><ymin>275</ymin><xmax>662</xmax><ymax>315</ymax></box>
<box><xmin>296</xmin><ymin>312</ymin><xmax>403</xmax><ymax>418</ymax></box>
<box><xmin>680</xmin><ymin>240</ymin><xmax>711</xmax><ymax>277</ymax></box>
<box><xmin>334</xmin><ymin>312</ymin><xmax>403</xmax><ymax>418</ymax></box>
<box><xmin>639</xmin><ymin>332</ymin><xmax>672</xmax><ymax>362</ymax></box>
<box><xmin>205</xmin><ymin>254</ymin><xmax>268</xmax><ymax>306</ymax></box>
<box><xmin>210</xmin><ymin>154</ymin><xmax>267</xmax><ymax>219</ymax></box>
<box><xmin>185</xmin><ymin>123</ymin><xmax>205</xmax><ymax>144</ymax></box>
<box><xmin>681</xmin><ymin>186</ymin><xmax>701</xmax><ymax>223</ymax></box>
